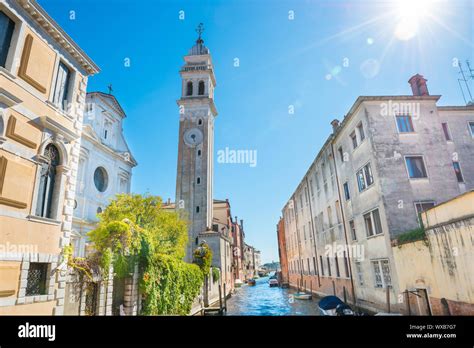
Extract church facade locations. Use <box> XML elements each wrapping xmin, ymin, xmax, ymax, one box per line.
<box><xmin>71</xmin><ymin>92</ymin><xmax>136</xmax><ymax>258</ymax></box>
<box><xmin>64</xmin><ymin>92</ymin><xmax>136</xmax><ymax>315</ymax></box>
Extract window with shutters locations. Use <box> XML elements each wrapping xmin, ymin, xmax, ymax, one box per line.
<box><xmin>52</xmin><ymin>62</ymin><xmax>72</xmax><ymax>110</ymax></box>
<box><xmin>0</xmin><ymin>11</ymin><xmax>15</xmax><ymax>68</ymax></box>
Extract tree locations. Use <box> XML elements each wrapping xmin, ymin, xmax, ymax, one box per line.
<box><xmin>65</xmin><ymin>194</ymin><xmax>205</xmax><ymax>315</ymax></box>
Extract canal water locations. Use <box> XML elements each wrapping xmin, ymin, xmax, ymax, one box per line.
<box><xmin>226</xmin><ymin>276</ymin><xmax>320</xmax><ymax>316</ymax></box>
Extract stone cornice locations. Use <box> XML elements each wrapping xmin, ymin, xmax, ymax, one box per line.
<box><xmin>17</xmin><ymin>0</ymin><xmax>100</xmax><ymax>75</ymax></box>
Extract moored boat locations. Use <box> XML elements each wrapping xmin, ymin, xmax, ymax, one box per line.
<box><xmin>247</xmin><ymin>279</ymin><xmax>256</xmax><ymax>286</ymax></box>
<box><xmin>293</xmin><ymin>292</ymin><xmax>312</xmax><ymax>300</ymax></box>
<box><xmin>268</xmin><ymin>278</ymin><xmax>278</xmax><ymax>287</ymax></box>
<box><xmin>234</xmin><ymin>279</ymin><xmax>243</xmax><ymax>288</ymax></box>
<box><xmin>318</xmin><ymin>295</ymin><xmax>355</xmax><ymax>316</ymax></box>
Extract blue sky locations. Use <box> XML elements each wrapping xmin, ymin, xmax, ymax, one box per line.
<box><xmin>39</xmin><ymin>0</ymin><xmax>473</xmax><ymax>263</ymax></box>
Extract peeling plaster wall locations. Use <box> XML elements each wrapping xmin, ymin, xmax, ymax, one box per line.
<box><xmin>393</xmin><ymin>192</ymin><xmax>474</xmax><ymax>315</ymax></box>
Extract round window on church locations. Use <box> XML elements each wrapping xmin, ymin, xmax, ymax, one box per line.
<box><xmin>94</xmin><ymin>167</ymin><xmax>108</xmax><ymax>192</ymax></box>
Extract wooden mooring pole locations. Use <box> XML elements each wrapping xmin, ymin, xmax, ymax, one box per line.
<box><xmin>218</xmin><ymin>284</ymin><xmax>223</xmax><ymax>313</ymax></box>
<box><xmin>223</xmin><ymin>283</ymin><xmax>227</xmax><ymax>312</ymax></box>
<box><xmin>386</xmin><ymin>286</ymin><xmax>391</xmax><ymax>313</ymax></box>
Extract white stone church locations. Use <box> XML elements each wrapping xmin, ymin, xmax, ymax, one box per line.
<box><xmin>71</xmin><ymin>92</ymin><xmax>137</xmax><ymax>258</ymax></box>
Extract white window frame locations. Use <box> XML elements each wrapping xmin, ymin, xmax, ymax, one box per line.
<box><xmin>49</xmin><ymin>58</ymin><xmax>77</xmax><ymax>117</ymax></box>
<box><xmin>395</xmin><ymin>114</ymin><xmax>415</xmax><ymax>133</ymax></box>
<box><xmin>468</xmin><ymin>121</ymin><xmax>474</xmax><ymax>138</ymax></box>
<box><xmin>356</xmin><ymin>162</ymin><xmax>374</xmax><ymax>192</ymax></box>
<box><xmin>371</xmin><ymin>259</ymin><xmax>392</xmax><ymax>288</ymax></box>
<box><xmin>364</xmin><ymin>208</ymin><xmax>383</xmax><ymax>237</ymax></box>
<box><xmin>404</xmin><ymin>155</ymin><xmax>429</xmax><ymax>179</ymax></box>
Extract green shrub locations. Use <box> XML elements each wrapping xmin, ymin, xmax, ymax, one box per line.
<box><xmin>211</xmin><ymin>267</ymin><xmax>220</xmax><ymax>283</ymax></box>
<box><xmin>397</xmin><ymin>227</ymin><xmax>426</xmax><ymax>244</ymax></box>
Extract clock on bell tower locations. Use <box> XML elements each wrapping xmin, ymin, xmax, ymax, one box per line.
<box><xmin>175</xmin><ymin>24</ymin><xmax>218</xmax><ymax>262</ymax></box>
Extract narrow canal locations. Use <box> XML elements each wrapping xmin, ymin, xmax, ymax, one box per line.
<box><xmin>226</xmin><ymin>276</ymin><xmax>320</xmax><ymax>316</ymax></box>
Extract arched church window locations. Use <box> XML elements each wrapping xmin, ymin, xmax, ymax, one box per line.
<box><xmin>186</xmin><ymin>81</ymin><xmax>193</xmax><ymax>96</ymax></box>
<box><xmin>35</xmin><ymin>144</ymin><xmax>60</xmax><ymax>218</ymax></box>
<box><xmin>198</xmin><ymin>81</ymin><xmax>205</xmax><ymax>95</ymax></box>
<box><xmin>197</xmin><ymin>177</ymin><xmax>201</xmax><ymax>184</ymax></box>
<box><xmin>94</xmin><ymin>167</ymin><xmax>108</xmax><ymax>192</ymax></box>
<box><xmin>197</xmin><ymin>149</ymin><xmax>201</xmax><ymax>156</ymax></box>
<box><xmin>196</xmin><ymin>206</ymin><xmax>200</xmax><ymax>213</ymax></box>
<box><xmin>198</xmin><ymin>118</ymin><xmax>203</xmax><ymax>125</ymax></box>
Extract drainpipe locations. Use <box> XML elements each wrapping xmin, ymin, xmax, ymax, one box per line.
<box><xmin>304</xmin><ymin>175</ymin><xmax>321</xmax><ymax>287</ymax></box>
<box><xmin>330</xmin><ymin>137</ymin><xmax>357</xmax><ymax>307</ymax></box>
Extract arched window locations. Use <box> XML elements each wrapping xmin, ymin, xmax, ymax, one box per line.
<box><xmin>198</xmin><ymin>81</ymin><xmax>205</xmax><ymax>95</ymax></box>
<box><xmin>198</xmin><ymin>118</ymin><xmax>203</xmax><ymax>125</ymax></box>
<box><xmin>197</xmin><ymin>177</ymin><xmax>201</xmax><ymax>184</ymax></box>
<box><xmin>36</xmin><ymin>144</ymin><xmax>60</xmax><ymax>218</ymax></box>
<box><xmin>186</xmin><ymin>81</ymin><xmax>193</xmax><ymax>96</ymax></box>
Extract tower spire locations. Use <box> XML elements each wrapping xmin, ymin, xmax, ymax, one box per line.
<box><xmin>196</xmin><ymin>23</ymin><xmax>204</xmax><ymax>43</ymax></box>
<box><xmin>189</xmin><ymin>23</ymin><xmax>209</xmax><ymax>56</ymax></box>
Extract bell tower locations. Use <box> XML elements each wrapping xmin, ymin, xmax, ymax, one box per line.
<box><xmin>176</xmin><ymin>24</ymin><xmax>218</xmax><ymax>262</ymax></box>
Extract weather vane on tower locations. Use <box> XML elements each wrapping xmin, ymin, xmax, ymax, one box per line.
<box><xmin>196</xmin><ymin>23</ymin><xmax>204</xmax><ymax>42</ymax></box>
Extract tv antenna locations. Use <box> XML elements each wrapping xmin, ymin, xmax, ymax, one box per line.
<box><xmin>457</xmin><ymin>60</ymin><xmax>474</xmax><ymax>105</ymax></box>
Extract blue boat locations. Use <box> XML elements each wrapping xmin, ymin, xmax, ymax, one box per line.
<box><xmin>318</xmin><ymin>296</ymin><xmax>354</xmax><ymax>316</ymax></box>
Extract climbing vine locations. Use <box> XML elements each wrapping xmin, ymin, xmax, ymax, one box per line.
<box><xmin>62</xmin><ymin>194</ymin><xmax>211</xmax><ymax>315</ymax></box>
<box><xmin>211</xmin><ymin>267</ymin><xmax>220</xmax><ymax>283</ymax></box>
<box><xmin>192</xmin><ymin>242</ymin><xmax>213</xmax><ymax>276</ymax></box>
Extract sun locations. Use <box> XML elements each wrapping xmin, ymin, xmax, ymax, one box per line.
<box><xmin>394</xmin><ymin>0</ymin><xmax>436</xmax><ymax>40</ymax></box>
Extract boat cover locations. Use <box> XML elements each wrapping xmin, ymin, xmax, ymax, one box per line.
<box><xmin>318</xmin><ymin>296</ymin><xmax>345</xmax><ymax>310</ymax></box>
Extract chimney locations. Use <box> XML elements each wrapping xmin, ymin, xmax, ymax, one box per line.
<box><xmin>240</xmin><ymin>219</ymin><xmax>244</xmax><ymax>229</ymax></box>
<box><xmin>330</xmin><ymin>119</ymin><xmax>340</xmax><ymax>133</ymax></box>
<box><xmin>408</xmin><ymin>74</ymin><xmax>429</xmax><ymax>96</ymax></box>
